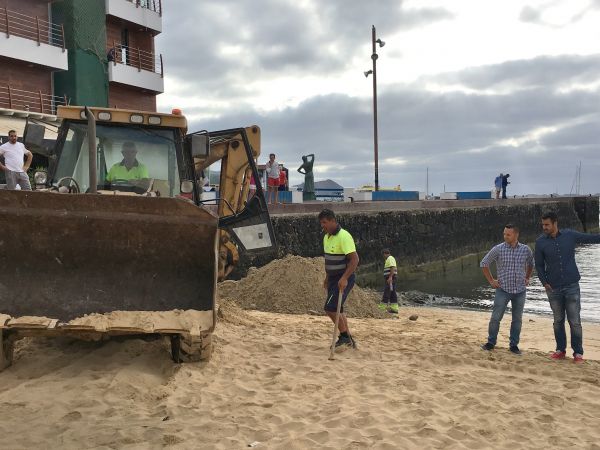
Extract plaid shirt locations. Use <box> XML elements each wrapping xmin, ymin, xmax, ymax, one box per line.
<box><xmin>480</xmin><ymin>242</ymin><xmax>534</xmax><ymax>294</ymax></box>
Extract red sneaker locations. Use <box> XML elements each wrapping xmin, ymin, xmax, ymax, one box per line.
<box><xmin>550</xmin><ymin>351</ymin><xmax>566</xmax><ymax>360</ymax></box>
<box><xmin>573</xmin><ymin>354</ymin><xmax>584</xmax><ymax>363</ymax></box>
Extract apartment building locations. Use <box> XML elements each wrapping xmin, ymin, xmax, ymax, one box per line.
<box><xmin>0</xmin><ymin>0</ymin><xmax>69</xmax><ymax>114</ymax></box>
<box><xmin>0</xmin><ymin>0</ymin><xmax>163</xmax><ymax>115</ymax></box>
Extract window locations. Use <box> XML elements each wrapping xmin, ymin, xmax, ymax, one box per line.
<box><xmin>54</xmin><ymin>122</ymin><xmax>182</xmax><ymax>197</ymax></box>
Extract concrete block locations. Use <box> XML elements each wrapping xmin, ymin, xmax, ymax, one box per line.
<box><xmin>440</xmin><ymin>192</ymin><xmax>457</xmax><ymax>200</ymax></box>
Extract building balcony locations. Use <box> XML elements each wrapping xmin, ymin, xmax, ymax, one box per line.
<box><xmin>0</xmin><ymin>85</ymin><xmax>69</xmax><ymax>115</ymax></box>
<box><xmin>107</xmin><ymin>44</ymin><xmax>164</xmax><ymax>93</ymax></box>
<box><xmin>105</xmin><ymin>0</ymin><xmax>162</xmax><ymax>34</ymax></box>
<box><xmin>0</xmin><ymin>8</ymin><xmax>68</xmax><ymax>70</ymax></box>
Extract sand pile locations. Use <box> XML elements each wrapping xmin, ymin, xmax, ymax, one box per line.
<box><xmin>218</xmin><ymin>255</ymin><xmax>386</xmax><ymax>318</ymax></box>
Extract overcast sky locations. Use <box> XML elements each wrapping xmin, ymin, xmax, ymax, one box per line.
<box><xmin>156</xmin><ymin>0</ymin><xmax>600</xmax><ymax>195</ymax></box>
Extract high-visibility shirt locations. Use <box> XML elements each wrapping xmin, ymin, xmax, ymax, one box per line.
<box><xmin>106</xmin><ymin>160</ymin><xmax>149</xmax><ymax>182</ymax></box>
<box><xmin>323</xmin><ymin>226</ymin><xmax>356</xmax><ymax>276</ymax></box>
<box><xmin>384</xmin><ymin>255</ymin><xmax>397</xmax><ymax>277</ymax></box>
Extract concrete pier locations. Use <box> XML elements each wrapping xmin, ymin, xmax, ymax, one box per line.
<box><xmin>236</xmin><ymin>197</ymin><xmax>599</xmax><ymax>279</ymax></box>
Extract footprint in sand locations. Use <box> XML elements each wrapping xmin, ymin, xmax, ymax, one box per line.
<box><xmin>61</xmin><ymin>411</ymin><xmax>82</xmax><ymax>421</ymax></box>
<box><xmin>536</xmin><ymin>414</ymin><xmax>555</xmax><ymax>424</ymax></box>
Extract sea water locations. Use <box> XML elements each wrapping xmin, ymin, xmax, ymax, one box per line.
<box><xmin>400</xmin><ymin>244</ymin><xmax>600</xmax><ymax>322</ymax></box>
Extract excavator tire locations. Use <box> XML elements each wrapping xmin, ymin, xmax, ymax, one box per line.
<box><xmin>171</xmin><ymin>333</ymin><xmax>212</xmax><ymax>363</ymax></box>
<box><xmin>0</xmin><ymin>331</ymin><xmax>14</xmax><ymax>372</ymax></box>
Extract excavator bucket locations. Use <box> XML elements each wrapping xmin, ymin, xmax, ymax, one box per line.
<box><xmin>0</xmin><ymin>190</ymin><xmax>218</xmax><ymax>322</ymax></box>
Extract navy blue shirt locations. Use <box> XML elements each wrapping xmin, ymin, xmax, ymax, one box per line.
<box><xmin>535</xmin><ymin>229</ymin><xmax>600</xmax><ymax>288</ymax></box>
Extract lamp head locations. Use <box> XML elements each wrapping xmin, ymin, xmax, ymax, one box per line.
<box><xmin>364</xmin><ymin>70</ymin><xmax>373</xmax><ymax>77</ymax></box>
<box><xmin>376</xmin><ymin>38</ymin><xmax>385</xmax><ymax>47</ymax></box>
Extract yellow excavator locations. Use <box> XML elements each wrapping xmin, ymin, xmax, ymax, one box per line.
<box><xmin>0</xmin><ymin>105</ymin><xmax>275</xmax><ymax>370</ymax></box>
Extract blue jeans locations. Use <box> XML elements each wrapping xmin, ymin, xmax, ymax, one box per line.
<box><xmin>546</xmin><ymin>282</ymin><xmax>583</xmax><ymax>355</ymax></box>
<box><xmin>487</xmin><ymin>288</ymin><xmax>526</xmax><ymax>347</ymax></box>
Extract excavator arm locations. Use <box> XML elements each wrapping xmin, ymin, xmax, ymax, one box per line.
<box><xmin>191</xmin><ymin>125</ymin><xmax>275</xmax><ymax>279</ymax></box>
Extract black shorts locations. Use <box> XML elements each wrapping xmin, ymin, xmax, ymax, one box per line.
<box><xmin>324</xmin><ymin>273</ymin><xmax>356</xmax><ymax>313</ymax></box>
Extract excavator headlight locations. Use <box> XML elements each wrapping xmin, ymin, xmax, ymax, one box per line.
<box><xmin>34</xmin><ymin>171</ymin><xmax>47</xmax><ymax>185</ymax></box>
<box><xmin>97</xmin><ymin>112</ymin><xmax>112</xmax><ymax>121</ymax></box>
<box><xmin>130</xmin><ymin>114</ymin><xmax>144</xmax><ymax>124</ymax></box>
<box><xmin>148</xmin><ymin>116</ymin><xmax>161</xmax><ymax>125</ymax></box>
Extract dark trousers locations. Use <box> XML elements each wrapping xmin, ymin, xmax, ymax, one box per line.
<box><xmin>382</xmin><ymin>276</ymin><xmax>398</xmax><ymax>304</ymax></box>
<box><xmin>502</xmin><ymin>186</ymin><xmax>507</xmax><ymax>199</ymax></box>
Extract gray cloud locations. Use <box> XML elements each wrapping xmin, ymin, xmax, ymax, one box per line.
<box><xmin>186</xmin><ymin>54</ymin><xmax>600</xmax><ymax>195</ymax></box>
<box><xmin>519</xmin><ymin>1</ymin><xmax>600</xmax><ymax>27</ymax></box>
<box><xmin>426</xmin><ymin>54</ymin><xmax>600</xmax><ymax>91</ymax></box>
<box><xmin>157</xmin><ymin>0</ymin><xmax>453</xmax><ymax>97</ymax></box>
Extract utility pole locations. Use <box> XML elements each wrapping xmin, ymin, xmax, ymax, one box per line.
<box><xmin>364</xmin><ymin>26</ymin><xmax>385</xmax><ymax>191</ymax></box>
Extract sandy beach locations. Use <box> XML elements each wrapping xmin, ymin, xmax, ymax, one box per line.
<box><xmin>1</xmin><ymin>301</ymin><xmax>600</xmax><ymax>450</ymax></box>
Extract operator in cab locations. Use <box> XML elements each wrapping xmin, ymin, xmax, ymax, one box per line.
<box><xmin>106</xmin><ymin>141</ymin><xmax>149</xmax><ymax>182</ymax></box>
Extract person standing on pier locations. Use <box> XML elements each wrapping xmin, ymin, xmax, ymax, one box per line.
<box><xmin>494</xmin><ymin>173</ymin><xmax>503</xmax><ymax>199</ymax></box>
<box><xmin>501</xmin><ymin>173</ymin><xmax>510</xmax><ymax>199</ymax></box>
<box><xmin>480</xmin><ymin>224</ymin><xmax>534</xmax><ymax>355</ymax></box>
<box><xmin>535</xmin><ymin>211</ymin><xmax>600</xmax><ymax>363</ymax></box>
<box><xmin>380</xmin><ymin>249</ymin><xmax>399</xmax><ymax>313</ymax></box>
<box><xmin>265</xmin><ymin>153</ymin><xmax>281</xmax><ymax>205</ymax></box>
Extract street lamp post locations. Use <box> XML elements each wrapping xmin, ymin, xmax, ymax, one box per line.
<box><xmin>364</xmin><ymin>25</ymin><xmax>385</xmax><ymax>191</ymax></box>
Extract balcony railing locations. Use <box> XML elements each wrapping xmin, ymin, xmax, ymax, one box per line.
<box><xmin>126</xmin><ymin>0</ymin><xmax>162</xmax><ymax>16</ymax></box>
<box><xmin>108</xmin><ymin>43</ymin><xmax>163</xmax><ymax>76</ymax></box>
<box><xmin>0</xmin><ymin>8</ymin><xmax>65</xmax><ymax>50</ymax></box>
<box><xmin>0</xmin><ymin>85</ymin><xmax>69</xmax><ymax>114</ymax></box>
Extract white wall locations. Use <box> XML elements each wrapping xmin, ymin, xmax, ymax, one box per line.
<box><xmin>0</xmin><ymin>35</ymin><xmax>68</xmax><ymax>70</ymax></box>
<box><xmin>105</xmin><ymin>0</ymin><xmax>162</xmax><ymax>33</ymax></box>
<box><xmin>108</xmin><ymin>63</ymin><xmax>164</xmax><ymax>93</ymax></box>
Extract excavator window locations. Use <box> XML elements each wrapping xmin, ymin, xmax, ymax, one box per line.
<box><xmin>53</xmin><ymin>122</ymin><xmax>183</xmax><ymax>196</ymax></box>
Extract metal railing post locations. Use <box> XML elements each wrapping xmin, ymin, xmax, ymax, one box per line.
<box><xmin>36</xmin><ymin>16</ymin><xmax>41</xmax><ymax>45</ymax></box>
<box><xmin>7</xmin><ymin>85</ymin><xmax>12</xmax><ymax>109</ymax></box>
<box><xmin>158</xmin><ymin>0</ymin><xmax>162</xmax><ymax>16</ymax></box>
<box><xmin>61</xmin><ymin>24</ymin><xmax>65</xmax><ymax>51</ymax></box>
<box><xmin>39</xmin><ymin>91</ymin><xmax>44</xmax><ymax>113</ymax></box>
<box><xmin>137</xmin><ymin>47</ymin><xmax>142</xmax><ymax>71</ymax></box>
<box><xmin>4</xmin><ymin>7</ymin><xmax>9</xmax><ymax>38</ymax></box>
<box><xmin>160</xmin><ymin>54</ymin><xmax>163</xmax><ymax>77</ymax></box>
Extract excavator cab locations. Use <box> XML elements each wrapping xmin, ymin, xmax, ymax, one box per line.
<box><xmin>0</xmin><ymin>106</ymin><xmax>275</xmax><ymax>369</ymax></box>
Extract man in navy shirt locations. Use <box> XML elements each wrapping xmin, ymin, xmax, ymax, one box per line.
<box><xmin>535</xmin><ymin>211</ymin><xmax>600</xmax><ymax>363</ymax></box>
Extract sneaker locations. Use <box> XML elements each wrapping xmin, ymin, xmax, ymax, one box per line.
<box><xmin>573</xmin><ymin>353</ymin><xmax>584</xmax><ymax>363</ymax></box>
<box><xmin>388</xmin><ymin>304</ymin><xmax>399</xmax><ymax>313</ymax></box>
<box><xmin>349</xmin><ymin>335</ymin><xmax>357</xmax><ymax>349</ymax></box>
<box><xmin>509</xmin><ymin>346</ymin><xmax>522</xmax><ymax>355</ymax></box>
<box><xmin>335</xmin><ymin>335</ymin><xmax>353</xmax><ymax>352</ymax></box>
<box><xmin>378</xmin><ymin>303</ymin><xmax>388</xmax><ymax>311</ymax></box>
<box><xmin>481</xmin><ymin>342</ymin><xmax>495</xmax><ymax>351</ymax></box>
<box><xmin>550</xmin><ymin>351</ymin><xmax>566</xmax><ymax>360</ymax></box>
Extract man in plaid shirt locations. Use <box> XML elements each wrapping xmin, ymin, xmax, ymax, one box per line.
<box><xmin>480</xmin><ymin>224</ymin><xmax>534</xmax><ymax>355</ymax></box>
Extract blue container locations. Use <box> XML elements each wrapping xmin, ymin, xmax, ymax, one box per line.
<box><xmin>456</xmin><ymin>191</ymin><xmax>492</xmax><ymax>200</ymax></box>
<box><xmin>372</xmin><ymin>191</ymin><xmax>420</xmax><ymax>201</ymax></box>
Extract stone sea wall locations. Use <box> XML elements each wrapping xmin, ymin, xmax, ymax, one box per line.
<box><xmin>234</xmin><ymin>197</ymin><xmax>599</xmax><ymax>279</ymax></box>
